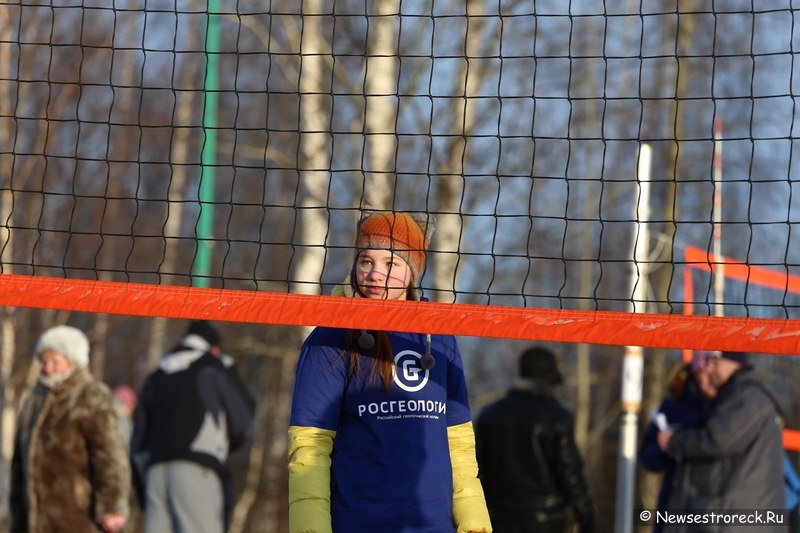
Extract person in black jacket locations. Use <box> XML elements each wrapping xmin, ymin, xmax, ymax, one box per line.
<box><xmin>475</xmin><ymin>346</ymin><xmax>594</xmax><ymax>533</ymax></box>
<box><xmin>130</xmin><ymin>320</ymin><xmax>254</xmax><ymax>533</ymax></box>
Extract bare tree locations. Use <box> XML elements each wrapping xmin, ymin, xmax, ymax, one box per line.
<box><xmin>90</xmin><ymin>9</ymin><xmax>141</xmax><ymax>381</ymax></box>
<box><xmin>289</xmin><ymin>1</ymin><xmax>332</xmax><ymax>296</ymax></box>
<box><xmin>429</xmin><ymin>0</ymin><xmax>499</xmax><ymax>302</ymax></box>
<box><xmin>147</xmin><ymin>16</ymin><xmax>202</xmax><ymax>370</ymax></box>
<box><xmin>0</xmin><ymin>1</ymin><xmax>80</xmax><ymax>483</ymax></box>
<box><xmin>363</xmin><ymin>1</ymin><xmax>400</xmax><ymax>209</ymax></box>
<box><xmin>0</xmin><ymin>3</ymin><xmax>17</xmax><ymax>469</ymax></box>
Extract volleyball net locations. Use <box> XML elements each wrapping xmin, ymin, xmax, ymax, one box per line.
<box><xmin>1</xmin><ymin>2</ymin><xmax>800</xmax><ymax>356</ymax></box>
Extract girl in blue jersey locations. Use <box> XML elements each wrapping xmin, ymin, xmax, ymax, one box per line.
<box><xmin>288</xmin><ymin>209</ymin><xmax>492</xmax><ymax>533</ymax></box>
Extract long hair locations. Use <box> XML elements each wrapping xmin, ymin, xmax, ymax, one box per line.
<box><xmin>339</xmin><ymin>284</ymin><xmax>417</xmax><ymax>392</ymax></box>
<box><xmin>666</xmin><ymin>362</ymin><xmax>692</xmax><ymax>399</ymax></box>
<box><xmin>340</xmin><ymin>330</ymin><xmax>395</xmax><ymax>392</ymax></box>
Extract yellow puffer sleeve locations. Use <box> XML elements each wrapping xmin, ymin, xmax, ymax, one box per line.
<box><xmin>449</xmin><ymin>421</ymin><xmax>493</xmax><ymax>533</ymax></box>
<box><xmin>288</xmin><ymin>425</ymin><xmax>337</xmax><ymax>533</ymax></box>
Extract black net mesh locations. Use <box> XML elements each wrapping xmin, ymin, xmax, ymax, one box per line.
<box><xmin>1</xmin><ymin>2</ymin><xmax>799</xmax><ymax>317</ymax></box>
<box><xmin>4</xmin><ymin>4</ymin><xmax>800</xmax><ymax>532</ymax></box>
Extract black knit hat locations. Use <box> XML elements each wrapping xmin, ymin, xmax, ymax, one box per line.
<box><xmin>519</xmin><ymin>346</ymin><xmax>563</xmax><ymax>385</ymax></box>
<box><xmin>186</xmin><ymin>320</ymin><xmax>221</xmax><ymax>348</ymax></box>
<box><xmin>717</xmin><ymin>351</ymin><xmax>748</xmax><ymax>365</ymax></box>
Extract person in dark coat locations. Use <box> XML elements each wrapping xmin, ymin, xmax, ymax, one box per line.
<box><xmin>475</xmin><ymin>346</ymin><xmax>594</xmax><ymax>533</ymax></box>
<box><xmin>658</xmin><ymin>351</ymin><xmax>787</xmax><ymax>533</ymax></box>
<box><xmin>639</xmin><ymin>351</ymin><xmax>718</xmax><ymax>533</ymax></box>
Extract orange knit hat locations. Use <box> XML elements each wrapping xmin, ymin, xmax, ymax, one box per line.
<box><xmin>345</xmin><ymin>209</ymin><xmax>437</xmax><ymax>366</ymax></box>
<box><xmin>354</xmin><ymin>210</ymin><xmax>435</xmax><ymax>288</ymax></box>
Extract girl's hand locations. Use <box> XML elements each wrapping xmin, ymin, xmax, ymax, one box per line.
<box><xmin>99</xmin><ymin>513</ymin><xmax>127</xmax><ymax>533</ymax></box>
<box><xmin>656</xmin><ymin>429</ymin><xmax>676</xmax><ymax>454</ymax></box>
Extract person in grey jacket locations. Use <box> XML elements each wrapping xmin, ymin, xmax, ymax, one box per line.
<box><xmin>131</xmin><ymin>320</ymin><xmax>254</xmax><ymax>533</ymax></box>
<box><xmin>657</xmin><ymin>351</ymin><xmax>786</xmax><ymax>533</ymax></box>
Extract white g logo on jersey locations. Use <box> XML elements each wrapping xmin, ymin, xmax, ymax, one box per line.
<box><xmin>393</xmin><ymin>350</ymin><xmax>430</xmax><ymax>392</ymax></box>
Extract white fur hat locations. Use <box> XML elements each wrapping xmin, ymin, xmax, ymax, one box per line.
<box><xmin>34</xmin><ymin>325</ymin><xmax>90</xmax><ymax>369</ymax></box>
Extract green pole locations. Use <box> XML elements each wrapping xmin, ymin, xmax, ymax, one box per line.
<box><xmin>194</xmin><ymin>1</ymin><xmax>220</xmax><ymax>288</ymax></box>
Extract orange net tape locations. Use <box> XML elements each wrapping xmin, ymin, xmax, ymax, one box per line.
<box><xmin>1</xmin><ymin>273</ymin><xmax>799</xmax><ymax>354</ymax></box>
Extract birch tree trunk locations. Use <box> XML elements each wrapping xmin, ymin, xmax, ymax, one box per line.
<box><xmin>262</xmin><ymin>346</ymin><xmax>297</xmax><ymax>525</ymax></box>
<box><xmin>0</xmin><ymin>313</ymin><xmax>15</xmax><ymax>465</ymax></box>
<box><xmin>0</xmin><ymin>2</ymin><xmax>53</xmax><ymax>469</ymax></box>
<box><xmin>363</xmin><ymin>1</ymin><xmax>400</xmax><ymax>209</ymax></box>
<box><xmin>147</xmin><ymin>25</ymin><xmax>200</xmax><ymax>371</ymax></box>
<box><xmin>292</xmin><ymin>0</ymin><xmax>330</xmax><ymax>296</ymax></box>
<box><xmin>228</xmin><ymin>354</ymin><xmax>270</xmax><ymax>533</ymax></box>
<box><xmin>91</xmin><ymin>9</ymin><xmax>141</xmax><ymax>380</ymax></box>
<box><xmin>0</xmin><ymin>4</ymin><xmax>17</xmax><ymax>467</ymax></box>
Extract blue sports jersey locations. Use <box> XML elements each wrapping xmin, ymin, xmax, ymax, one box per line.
<box><xmin>290</xmin><ymin>327</ymin><xmax>472</xmax><ymax>533</ymax></box>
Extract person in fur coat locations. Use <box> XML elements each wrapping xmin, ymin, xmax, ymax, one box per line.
<box><xmin>9</xmin><ymin>325</ymin><xmax>131</xmax><ymax>533</ymax></box>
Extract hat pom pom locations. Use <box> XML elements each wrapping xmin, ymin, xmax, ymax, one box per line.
<box><xmin>420</xmin><ymin>333</ymin><xmax>435</xmax><ymax>369</ymax></box>
<box><xmin>358</xmin><ymin>330</ymin><xmax>375</xmax><ymax>350</ymax></box>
